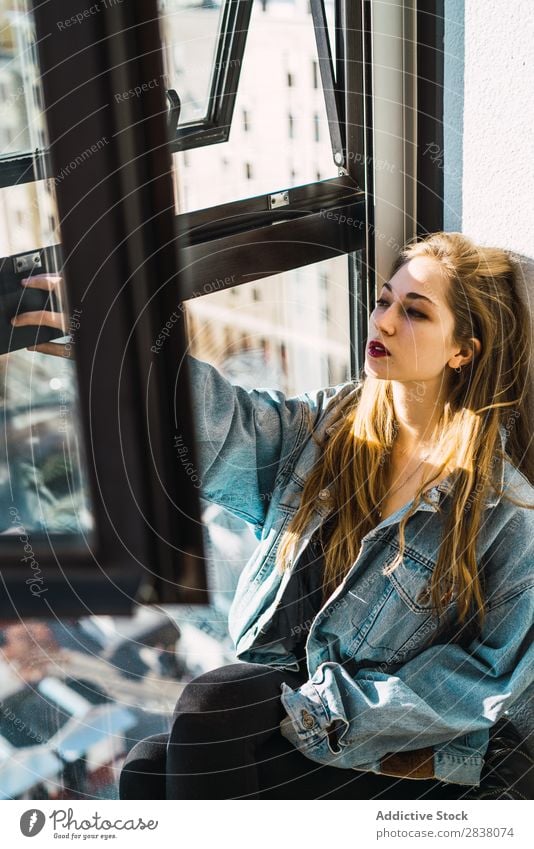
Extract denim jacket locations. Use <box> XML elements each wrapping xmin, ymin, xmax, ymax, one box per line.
<box><xmin>188</xmin><ymin>354</ymin><xmax>534</xmax><ymax>786</ymax></box>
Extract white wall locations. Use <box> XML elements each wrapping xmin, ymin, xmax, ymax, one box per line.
<box><xmin>445</xmin><ymin>1</ymin><xmax>534</xmax><ymax>261</ymax></box>
<box><xmin>444</xmin><ymin>0</ymin><xmax>534</xmax><ymax>748</ymax></box>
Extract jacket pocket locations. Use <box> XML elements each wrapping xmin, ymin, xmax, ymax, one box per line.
<box><xmin>347</xmin><ymin>551</ymin><xmax>455</xmax><ymax>665</ymax></box>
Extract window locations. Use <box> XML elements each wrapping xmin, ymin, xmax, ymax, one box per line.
<box><xmin>172</xmin><ymin>0</ymin><xmax>340</xmax><ymax>213</ymax></box>
<box><xmin>312</xmin><ymin>59</ymin><xmax>319</xmax><ymax>89</ymax></box>
<box><xmin>287</xmin><ymin>71</ymin><xmax>294</xmax><ymax>87</ymax></box>
<box><xmin>242</xmin><ymin>108</ymin><xmax>250</xmax><ymax>132</ymax></box>
<box><xmin>0</xmin><ymin>1</ymin><xmax>254</xmax><ymax>183</ymax></box>
<box><xmin>314</xmin><ymin>112</ymin><xmax>320</xmax><ymax>142</ymax></box>
<box><xmin>184</xmin><ymin>256</ymin><xmax>352</xmax><ymax>394</ymax></box>
<box><xmin>288</xmin><ymin>113</ymin><xmax>295</xmax><ymax>139</ymax></box>
<box><xmin>160</xmin><ymin>0</ymin><xmax>255</xmax><ymax>152</ymax></box>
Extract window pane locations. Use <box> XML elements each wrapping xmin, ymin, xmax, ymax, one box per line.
<box><xmin>172</xmin><ymin>0</ymin><xmax>339</xmax><ymax>212</ymax></box>
<box><xmin>159</xmin><ymin>0</ymin><xmax>225</xmax><ymax>125</ymax></box>
<box><xmin>0</xmin><ymin>3</ymin><xmax>93</xmax><ymax>541</ymax></box>
<box><xmin>325</xmin><ymin>0</ymin><xmax>336</xmax><ymax>67</ymax></box>
<box><xmin>0</xmin><ymin>0</ymin><xmax>34</xmax><ymax>158</ymax></box>
<box><xmin>184</xmin><ymin>255</ymin><xmax>351</xmax><ymax>393</ymax></box>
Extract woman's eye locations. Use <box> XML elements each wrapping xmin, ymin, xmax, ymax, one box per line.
<box><xmin>375</xmin><ymin>298</ymin><xmax>426</xmax><ymax>318</ymax></box>
<box><xmin>375</xmin><ymin>298</ymin><xmax>426</xmax><ymax>319</ymax></box>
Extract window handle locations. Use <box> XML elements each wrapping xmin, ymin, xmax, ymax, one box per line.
<box><xmin>166</xmin><ymin>89</ymin><xmax>181</xmax><ymax>139</ymax></box>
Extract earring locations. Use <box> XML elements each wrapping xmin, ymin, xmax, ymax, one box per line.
<box><xmin>454</xmin><ymin>365</ymin><xmax>462</xmax><ymax>373</ymax></box>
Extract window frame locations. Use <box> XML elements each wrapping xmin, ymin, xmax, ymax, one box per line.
<box><xmin>175</xmin><ymin>0</ymin><xmax>369</xmax><ymax>376</ymax></box>
<box><xmin>0</xmin><ymin>0</ymin><xmax>254</xmax><ymax>188</ymax></box>
<box><xmin>165</xmin><ymin>0</ymin><xmax>254</xmax><ymax>154</ymax></box>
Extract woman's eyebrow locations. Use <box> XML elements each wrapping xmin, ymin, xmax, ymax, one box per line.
<box><xmin>383</xmin><ymin>281</ymin><xmax>437</xmax><ymax>306</ymax></box>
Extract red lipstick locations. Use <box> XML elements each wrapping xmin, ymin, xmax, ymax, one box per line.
<box><xmin>367</xmin><ymin>339</ymin><xmax>391</xmax><ymax>358</ymax></box>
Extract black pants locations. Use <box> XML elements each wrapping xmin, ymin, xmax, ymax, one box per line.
<box><xmin>119</xmin><ymin>662</ymin><xmax>471</xmax><ymax>800</ymax></box>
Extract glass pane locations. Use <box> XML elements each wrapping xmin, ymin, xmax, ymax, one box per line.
<box><xmin>185</xmin><ymin>255</ymin><xmax>351</xmax><ymax>393</ymax></box>
<box><xmin>325</xmin><ymin>0</ymin><xmax>336</xmax><ymax>69</ymax></box>
<box><xmin>159</xmin><ymin>0</ymin><xmax>225</xmax><ymax>125</ymax></box>
<box><xmin>0</xmin><ymin>9</ymin><xmax>93</xmax><ymax>539</ymax></box>
<box><xmin>0</xmin><ymin>0</ymin><xmax>42</xmax><ymax>158</ymax></box>
<box><xmin>173</xmin><ymin>0</ymin><xmax>338</xmax><ymax>212</ymax></box>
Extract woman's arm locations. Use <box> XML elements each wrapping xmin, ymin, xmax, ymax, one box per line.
<box><xmin>187</xmin><ymin>354</ymin><xmax>338</xmax><ymax>530</ymax></box>
<box><xmin>8</xmin><ymin>277</ymin><xmax>349</xmax><ymax>530</ymax></box>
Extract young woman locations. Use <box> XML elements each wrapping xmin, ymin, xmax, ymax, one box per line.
<box><xmin>15</xmin><ymin>232</ymin><xmax>534</xmax><ymax>799</ymax></box>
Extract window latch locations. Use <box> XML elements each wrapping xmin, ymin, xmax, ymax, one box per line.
<box><xmin>166</xmin><ymin>89</ymin><xmax>181</xmax><ymax>139</ymax></box>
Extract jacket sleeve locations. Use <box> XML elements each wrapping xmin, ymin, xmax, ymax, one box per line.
<box><xmin>187</xmin><ymin>355</ymin><xmax>348</xmax><ymax>531</ymax></box>
<box><xmin>279</xmin><ymin>582</ymin><xmax>534</xmax><ymax>775</ymax></box>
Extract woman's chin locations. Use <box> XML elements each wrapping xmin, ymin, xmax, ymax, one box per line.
<box><xmin>364</xmin><ymin>357</ymin><xmax>394</xmax><ymax>379</ymax></box>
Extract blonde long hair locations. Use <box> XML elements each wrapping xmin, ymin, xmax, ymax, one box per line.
<box><xmin>276</xmin><ymin>232</ymin><xmax>534</xmax><ymax>629</ymax></box>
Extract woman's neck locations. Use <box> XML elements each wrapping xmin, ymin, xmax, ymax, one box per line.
<box><xmin>391</xmin><ymin>379</ymin><xmax>447</xmax><ymax>455</ymax></box>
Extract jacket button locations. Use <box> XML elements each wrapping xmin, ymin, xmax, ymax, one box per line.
<box><xmin>301</xmin><ymin>709</ymin><xmax>316</xmax><ymax>730</ymax></box>
<box><xmin>318</xmin><ymin>488</ymin><xmax>330</xmax><ymax>500</ymax></box>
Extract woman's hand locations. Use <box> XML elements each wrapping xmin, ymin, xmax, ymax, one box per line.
<box><xmin>10</xmin><ymin>274</ymin><xmax>72</xmax><ymax>359</ymax></box>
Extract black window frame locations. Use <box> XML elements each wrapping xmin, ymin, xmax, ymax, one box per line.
<box><xmin>176</xmin><ymin>0</ymin><xmax>370</xmax><ymax>378</ymax></box>
<box><xmin>1</xmin><ymin>0</ymin><xmax>371</xmax><ymax>357</ymax></box>
<box><xmin>0</xmin><ymin>0</ymin><xmax>254</xmax><ymax>187</ymax></box>
<box><xmin>165</xmin><ymin>0</ymin><xmax>254</xmax><ymax>154</ymax></box>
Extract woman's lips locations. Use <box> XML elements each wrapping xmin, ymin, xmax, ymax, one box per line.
<box><xmin>367</xmin><ymin>340</ymin><xmax>391</xmax><ymax>358</ymax></box>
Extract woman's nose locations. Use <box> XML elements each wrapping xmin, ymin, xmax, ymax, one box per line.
<box><xmin>374</xmin><ymin>305</ymin><xmax>396</xmax><ymax>335</ymax></box>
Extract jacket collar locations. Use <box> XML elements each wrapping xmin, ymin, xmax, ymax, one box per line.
<box><xmin>313</xmin><ymin>424</ymin><xmax>509</xmax><ymax>524</ymax></box>
<box><xmin>411</xmin><ymin>422</ymin><xmax>508</xmax><ymax>513</ymax></box>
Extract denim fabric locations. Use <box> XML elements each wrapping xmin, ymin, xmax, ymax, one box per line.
<box><xmin>188</xmin><ymin>354</ymin><xmax>534</xmax><ymax>786</ymax></box>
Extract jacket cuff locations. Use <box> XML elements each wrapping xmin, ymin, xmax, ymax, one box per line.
<box><xmin>279</xmin><ymin>679</ymin><xmax>350</xmax><ymax>756</ymax></box>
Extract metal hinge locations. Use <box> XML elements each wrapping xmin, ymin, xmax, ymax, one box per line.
<box><xmin>13</xmin><ymin>252</ymin><xmax>41</xmax><ymax>274</ymax></box>
<box><xmin>268</xmin><ymin>191</ymin><xmax>289</xmax><ymax>210</ymax></box>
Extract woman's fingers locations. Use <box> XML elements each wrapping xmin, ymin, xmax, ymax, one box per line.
<box><xmin>12</xmin><ymin>276</ymin><xmax>72</xmax><ymax>359</ymax></box>
<box><xmin>20</xmin><ymin>274</ymin><xmax>62</xmax><ymax>292</ymax></box>
<box><xmin>26</xmin><ymin>342</ymin><xmax>72</xmax><ymax>359</ymax></box>
<box><xmin>11</xmin><ymin>310</ymin><xmax>67</xmax><ymax>333</ymax></box>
